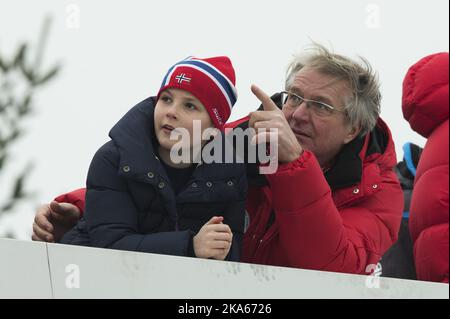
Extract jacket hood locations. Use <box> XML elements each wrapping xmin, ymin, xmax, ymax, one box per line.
<box><xmin>402</xmin><ymin>52</ymin><xmax>449</xmax><ymax>138</ymax></box>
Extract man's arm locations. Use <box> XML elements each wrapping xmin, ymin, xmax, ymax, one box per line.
<box><xmin>54</xmin><ymin>188</ymin><xmax>86</xmax><ymax>216</ymax></box>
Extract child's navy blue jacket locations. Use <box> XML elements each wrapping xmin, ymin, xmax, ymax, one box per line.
<box><xmin>61</xmin><ymin>97</ymin><xmax>247</xmax><ymax>261</ymax></box>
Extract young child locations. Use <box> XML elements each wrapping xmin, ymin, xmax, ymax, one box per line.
<box><xmin>61</xmin><ymin>56</ymin><xmax>246</xmax><ymax>261</ymax></box>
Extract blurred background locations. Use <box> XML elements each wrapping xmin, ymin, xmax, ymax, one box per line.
<box><xmin>0</xmin><ymin>0</ymin><xmax>448</xmax><ymax>239</ymax></box>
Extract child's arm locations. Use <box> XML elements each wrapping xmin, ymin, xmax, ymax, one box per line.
<box><xmin>84</xmin><ymin>141</ymin><xmax>192</xmax><ymax>257</ymax></box>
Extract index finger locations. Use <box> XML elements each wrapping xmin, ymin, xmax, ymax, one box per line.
<box><xmin>251</xmin><ymin>84</ymin><xmax>279</xmax><ymax>112</ymax></box>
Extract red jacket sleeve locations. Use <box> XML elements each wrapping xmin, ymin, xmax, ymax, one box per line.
<box><xmin>54</xmin><ymin>188</ymin><xmax>87</xmax><ymax>217</ymax></box>
<box><xmin>266</xmin><ymin>151</ymin><xmax>403</xmax><ymax>275</ymax></box>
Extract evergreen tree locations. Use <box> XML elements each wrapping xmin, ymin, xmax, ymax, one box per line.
<box><xmin>0</xmin><ymin>16</ymin><xmax>61</xmax><ymax>232</ymax></box>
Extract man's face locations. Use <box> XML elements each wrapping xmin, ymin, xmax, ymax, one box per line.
<box><xmin>282</xmin><ymin>67</ymin><xmax>359</xmax><ymax>167</ymax></box>
<box><xmin>154</xmin><ymin>88</ymin><xmax>213</xmax><ymax>152</ymax></box>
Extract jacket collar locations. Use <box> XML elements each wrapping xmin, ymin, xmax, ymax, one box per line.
<box><xmin>109</xmin><ymin>97</ymin><xmax>171</xmax><ymax>183</ymax></box>
<box><xmin>324</xmin><ymin>135</ymin><xmax>365</xmax><ymax>189</ymax></box>
<box><xmin>325</xmin><ymin>118</ymin><xmax>390</xmax><ymax>189</ymax></box>
<box><xmin>325</xmin><ymin>118</ymin><xmax>394</xmax><ymax>191</ymax></box>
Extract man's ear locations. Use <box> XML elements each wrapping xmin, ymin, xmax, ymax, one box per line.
<box><xmin>343</xmin><ymin>126</ymin><xmax>361</xmax><ymax>144</ymax></box>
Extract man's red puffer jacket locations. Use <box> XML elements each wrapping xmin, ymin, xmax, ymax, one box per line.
<box><xmin>402</xmin><ymin>52</ymin><xmax>449</xmax><ymax>283</ymax></box>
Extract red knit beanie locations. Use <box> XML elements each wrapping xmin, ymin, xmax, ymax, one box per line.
<box><xmin>157</xmin><ymin>56</ymin><xmax>238</xmax><ymax>129</ymax></box>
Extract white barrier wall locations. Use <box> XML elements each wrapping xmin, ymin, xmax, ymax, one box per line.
<box><xmin>0</xmin><ymin>238</ymin><xmax>448</xmax><ymax>299</ymax></box>
<box><xmin>0</xmin><ymin>239</ymin><xmax>52</xmax><ymax>298</ymax></box>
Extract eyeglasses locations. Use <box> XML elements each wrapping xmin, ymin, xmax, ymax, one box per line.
<box><xmin>280</xmin><ymin>91</ymin><xmax>346</xmax><ymax>117</ymax></box>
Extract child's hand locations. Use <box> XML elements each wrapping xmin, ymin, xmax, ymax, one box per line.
<box><xmin>193</xmin><ymin>216</ymin><xmax>233</xmax><ymax>260</ymax></box>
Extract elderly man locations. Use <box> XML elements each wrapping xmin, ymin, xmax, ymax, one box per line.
<box><xmin>32</xmin><ymin>44</ymin><xmax>403</xmax><ymax>275</ymax></box>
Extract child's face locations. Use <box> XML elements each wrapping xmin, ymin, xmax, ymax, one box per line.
<box><xmin>154</xmin><ymin>88</ymin><xmax>214</xmax><ymax>152</ymax></box>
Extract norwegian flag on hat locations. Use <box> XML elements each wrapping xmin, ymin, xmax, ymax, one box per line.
<box><xmin>175</xmin><ymin>73</ymin><xmax>192</xmax><ymax>84</ymax></box>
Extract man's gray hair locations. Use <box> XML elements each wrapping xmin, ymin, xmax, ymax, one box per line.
<box><xmin>285</xmin><ymin>43</ymin><xmax>381</xmax><ymax>137</ymax></box>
